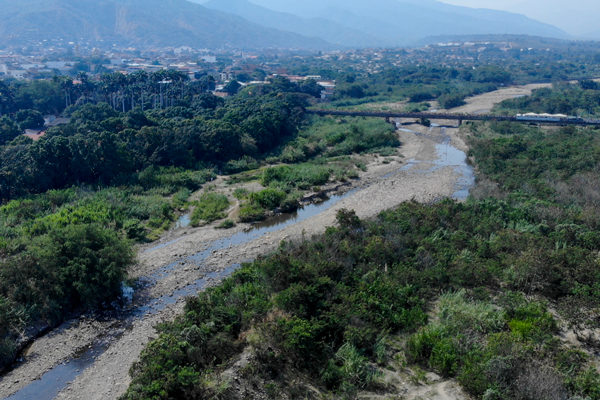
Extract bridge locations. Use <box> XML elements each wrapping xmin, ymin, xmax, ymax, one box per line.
<box><xmin>306</xmin><ymin>109</ymin><xmax>600</xmax><ymax>126</ymax></box>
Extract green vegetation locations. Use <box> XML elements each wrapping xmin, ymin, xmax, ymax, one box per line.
<box><xmin>0</xmin><ymin>169</ymin><xmax>217</xmax><ymax>370</ymax></box>
<box><xmin>15</xmin><ymin>109</ymin><xmax>44</xmax><ymax>130</ymax></box>
<box><xmin>125</xmin><ymin>197</ymin><xmax>600</xmax><ymax>399</ymax></box>
<box><xmin>468</xmin><ymin>122</ymin><xmax>600</xmax><ymax>203</ymax></box>
<box><xmin>191</xmin><ymin>193</ymin><xmax>230</xmax><ymax>226</ymax></box>
<box><xmin>495</xmin><ymin>81</ymin><xmax>600</xmax><ymax>117</ymax></box>
<box><xmin>124</xmin><ymin>86</ymin><xmax>600</xmax><ymax>399</ymax></box>
<box><xmin>319</xmin><ymin>66</ymin><xmax>507</xmax><ymax>111</ymax></box>
<box><xmin>0</xmin><ymin>72</ymin><xmax>318</xmax><ymax>370</ymax></box>
<box><xmin>226</xmin><ymin>115</ymin><xmax>398</xmax><ymax>223</ymax></box>
<box><xmin>0</xmin><ymin>72</ymin><xmax>309</xmax><ymax>201</ymax></box>
<box><xmin>0</xmin><ymin>219</ymin><xmax>132</xmax><ymax>370</ymax></box>
<box><xmin>276</xmin><ymin>116</ymin><xmax>399</xmax><ymax>163</ymax></box>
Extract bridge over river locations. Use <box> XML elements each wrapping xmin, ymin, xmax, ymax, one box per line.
<box><xmin>307</xmin><ymin>109</ymin><xmax>600</xmax><ymax>126</ymax></box>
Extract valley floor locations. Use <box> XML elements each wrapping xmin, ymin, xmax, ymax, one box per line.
<box><xmin>0</xmin><ymin>85</ymin><xmax>542</xmax><ymax>400</ymax></box>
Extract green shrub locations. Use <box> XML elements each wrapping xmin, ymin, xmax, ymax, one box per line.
<box><xmin>406</xmin><ymin>325</ymin><xmax>446</xmax><ymax>365</ymax></box>
<box><xmin>224</xmin><ymin>156</ymin><xmax>260</xmax><ymax>174</ymax></box>
<box><xmin>438</xmin><ymin>93</ymin><xmax>466</xmax><ymax>109</ymax></box>
<box><xmin>335</xmin><ymin>343</ymin><xmax>378</xmax><ymax>391</ymax></box>
<box><xmin>233</xmin><ymin>188</ymin><xmax>250</xmax><ymax>200</ymax></box>
<box><xmin>261</xmin><ymin>165</ymin><xmax>331</xmax><ymax>191</ymax></box>
<box><xmin>407</xmin><ymin>324</ymin><xmax>460</xmax><ymax>376</ymax></box>
<box><xmin>191</xmin><ymin>193</ymin><xmax>230</xmax><ymax>226</ymax></box>
<box><xmin>33</xmin><ymin>223</ymin><xmax>133</xmax><ymax>310</ymax></box>
<box><xmin>123</xmin><ymin>219</ymin><xmax>146</xmax><ymax>240</ymax></box>
<box><xmin>571</xmin><ymin>368</ymin><xmax>600</xmax><ymax>399</ymax></box>
<box><xmin>138</xmin><ymin>166</ymin><xmax>214</xmax><ymax>192</ymax></box>
<box><xmin>171</xmin><ymin>188</ymin><xmax>191</xmax><ymax>209</ymax></box>
<box><xmin>216</xmin><ymin>219</ymin><xmax>236</xmax><ymax>229</ymax></box>
<box><xmin>238</xmin><ymin>203</ymin><xmax>265</xmax><ymax>222</ymax></box>
<box><xmin>429</xmin><ymin>337</ymin><xmax>459</xmax><ymax>376</ymax></box>
<box><xmin>438</xmin><ymin>291</ymin><xmax>506</xmax><ymax>334</ymax></box>
<box><xmin>505</xmin><ymin>301</ymin><xmax>556</xmax><ymax>341</ymax></box>
<box><xmin>249</xmin><ymin>188</ymin><xmax>287</xmax><ymax>210</ymax></box>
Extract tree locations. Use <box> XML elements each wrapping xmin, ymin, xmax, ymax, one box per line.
<box><xmin>15</xmin><ymin>109</ymin><xmax>44</xmax><ymax>130</ymax></box>
<box><xmin>13</xmin><ymin>80</ymin><xmax>64</xmax><ymax>114</ymax></box>
<box><xmin>339</xmin><ymin>84</ymin><xmax>366</xmax><ymax>99</ymax></box>
<box><xmin>192</xmin><ymin>93</ymin><xmax>224</xmax><ymax>110</ymax></box>
<box><xmin>0</xmin><ymin>117</ymin><xmax>21</xmax><ymax>145</ymax></box>
<box><xmin>223</xmin><ymin>80</ymin><xmax>242</xmax><ymax>96</ymax></box>
<box><xmin>269</xmin><ymin>76</ymin><xmax>297</xmax><ymax>93</ymax></box>
<box><xmin>196</xmin><ymin>75</ymin><xmax>216</xmax><ymax>92</ymax></box>
<box><xmin>298</xmin><ymin>79</ymin><xmax>323</xmax><ymax>98</ymax></box>
<box><xmin>0</xmin><ymin>81</ymin><xmax>14</xmax><ymax>115</ymax></box>
<box><xmin>31</xmin><ymin>224</ymin><xmax>133</xmax><ymax>309</ymax></box>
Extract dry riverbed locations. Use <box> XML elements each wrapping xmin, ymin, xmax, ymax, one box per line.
<box><xmin>0</xmin><ymin>85</ymin><xmax>540</xmax><ymax>400</ymax></box>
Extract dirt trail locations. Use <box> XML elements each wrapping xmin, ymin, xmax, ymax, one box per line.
<box><xmin>0</xmin><ymin>84</ymin><xmax>533</xmax><ymax>400</ymax></box>
<box><xmin>450</xmin><ymin>83</ymin><xmax>551</xmax><ymax>115</ymax></box>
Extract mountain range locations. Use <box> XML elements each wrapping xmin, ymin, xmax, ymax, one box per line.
<box><xmin>0</xmin><ymin>0</ymin><xmax>329</xmax><ymax>49</ymax></box>
<box><xmin>0</xmin><ymin>0</ymin><xmax>568</xmax><ymax>50</ymax></box>
<box><xmin>233</xmin><ymin>0</ymin><xmax>566</xmax><ymax>46</ymax></box>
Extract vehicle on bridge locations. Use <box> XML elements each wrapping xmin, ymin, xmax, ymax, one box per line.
<box><xmin>516</xmin><ymin>113</ymin><xmax>583</xmax><ymax>123</ymax></box>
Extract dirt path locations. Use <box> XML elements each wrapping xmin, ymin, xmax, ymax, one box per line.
<box><xmin>0</xmin><ymin>84</ymin><xmax>532</xmax><ymax>400</ymax></box>
<box><xmin>450</xmin><ymin>83</ymin><xmax>551</xmax><ymax>115</ymax></box>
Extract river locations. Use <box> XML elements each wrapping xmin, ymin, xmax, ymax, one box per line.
<box><xmin>2</xmin><ymin>124</ymin><xmax>475</xmax><ymax>400</ymax></box>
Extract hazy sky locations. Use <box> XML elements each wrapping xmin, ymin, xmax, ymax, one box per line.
<box><xmin>440</xmin><ymin>0</ymin><xmax>600</xmax><ymax>37</ymax></box>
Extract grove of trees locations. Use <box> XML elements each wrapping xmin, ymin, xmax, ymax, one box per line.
<box><xmin>0</xmin><ymin>72</ymin><xmax>316</xmax><ymax>370</ymax></box>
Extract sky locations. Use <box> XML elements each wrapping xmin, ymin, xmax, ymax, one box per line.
<box><xmin>440</xmin><ymin>0</ymin><xmax>600</xmax><ymax>37</ymax></box>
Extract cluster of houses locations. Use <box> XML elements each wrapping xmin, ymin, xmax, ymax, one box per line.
<box><xmin>0</xmin><ymin>48</ymin><xmax>336</xmax><ymax>100</ymax></box>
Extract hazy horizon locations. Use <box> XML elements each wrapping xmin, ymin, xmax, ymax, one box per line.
<box><xmin>440</xmin><ymin>0</ymin><xmax>600</xmax><ymax>38</ymax></box>
<box><xmin>196</xmin><ymin>0</ymin><xmax>600</xmax><ymax>39</ymax></box>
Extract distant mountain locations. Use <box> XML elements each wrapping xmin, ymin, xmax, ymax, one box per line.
<box><xmin>0</xmin><ymin>0</ymin><xmax>330</xmax><ymax>49</ymax></box>
<box><xmin>0</xmin><ymin>0</ymin><xmax>568</xmax><ymax>50</ymax></box>
<box><xmin>247</xmin><ymin>0</ymin><xmax>567</xmax><ymax>46</ymax></box>
<box><xmin>202</xmin><ymin>0</ymin><xmax>378</xmax><ymax>48</ymax></box>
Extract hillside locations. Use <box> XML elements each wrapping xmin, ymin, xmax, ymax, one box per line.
<box><xmin>202</xmin><ymin>0</ymin><xmax>379</xmax><ymax>48</ymax></box>
<box><xmin>0</xmin><ymin>0</ymin><xmax>330</xmax><ymax>49</ymax></box>
<box><xmin>248</xmin><ymin>0</ymin><xmax>567</xmax><ymax>46</ymax></box>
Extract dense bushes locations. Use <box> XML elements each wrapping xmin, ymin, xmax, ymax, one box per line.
<box><xmin>125</xmin><ymin>110</ymin><xmax>600</xmax><ymax>398</ymax></box>
<box><xmin>261</xmin><ymin>165</ymin><xmax>331</xmax><ymax>190</ymax></box>
<box><xmin>468</xmin><ymin>122</ymin><xmax>600</xmax><ymax>203</ymax></box>
<box><xmin>438</xmin><ymin>93</ymin><xmax>466</xmax><ymax>109</ymax></box>
<box><xmin>277</xmin><ymin>116</ymin><xmax>399</xmax><ymax>163</ymax></box>
<box><xmin>0</xmin><ymin>222</ymin><xmax>132</xmax><ymax>370</ymax></box>
<box><xmin>406</xmin><ymin>291</ymin><xmax>566</xmax><ymax>399</ymax></box>
<box><xmin>494</xmin><ymin>81</ymin><xmax>600</xmax><ymax>117</ymax></box>
<box><xmin>0</xmin><ymin>167</ymin><xmax>215</xmax><ymax>369</ymax></box>
<box><xmin>124</xmin><ymin>194</ymin><xmax>600</xmax><ymax>399</ymax></box>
